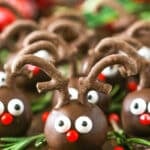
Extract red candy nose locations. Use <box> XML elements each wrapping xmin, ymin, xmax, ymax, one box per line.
<box><xmin>139</xmin><ymin>113</ymin><xmax>150</xmax><ymax>125</ymax></box>
<box><xmin>127</xmin><ymin>81</ymin><xmax>137</xmax><ymax>92</ymax></box>
<box><xmin>41</xmin><ymin>111</ymin><xmax>50</xmax><ymax>123</ymax></box>
<box><xmin>97</xmin><ymin>73</ymin><xmax>106</xmax><ymax>81</ymax></box>
<box><xmin>66</xmin><ymin>130</ymin><xmax>79</xmax><ymax>143</ymax></box>
<box><xmin>1</xmin><ymin>113</ymin><xmax>13</xmax><ymax>125</ymax></box>
<box><xmin>27</xmin><ymin>64</ymin><xmax>40</xmax><ymax>76</ymax></box>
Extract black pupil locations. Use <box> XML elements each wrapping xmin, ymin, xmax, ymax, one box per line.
<box><xmin>88</xmin><ymin>95</ymin><xmax>92</xmax><ymax>100</ymax></box>
<box><xmin>1</xmin><ymin>78</ymin><xmax>5</xmax><ymax>82</ymax></box>
<box><xmin>14</xmin><ymin>104</ymin><xmax>21</xmax><ymax>110</ymax></box>
<box><xmin>134</xmin><ymin>103</ymin><xmax>139</xmax><ymax>109</ymax></box>
<box><xmin>82</xmin><ymin>121</ymin><xmax>87</xmax><ymax>127</ymax></box>
<box><xmin>59</xmin><ymin>120</ymin><xmax>64</xmax><ymax>127</ymax></box>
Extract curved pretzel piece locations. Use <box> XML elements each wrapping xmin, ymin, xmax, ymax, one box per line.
<box><xmin>87</xmin><ymin>54</ymin><xmax>137</xmax><ymax>81</ymax></box>
<box><xmin>126</xmin><ymin>20</ymin><xmax>150</xmax><ymax>37</ymax></box>
<box><xmin>18</xmin><ymin>40</ymin><xmax>58</xmax><ymax>61</ymax></box>
<box><xmin>11</xmin><ymin>55</ymin><xmax>69</xmax><ymax>107</ymax></box>
<box><xmin>125</xmin><ymin>21</ymin><xmax>150</xmax><ymax>46</ymax></box>
<box><xmin>114</xmin><ymin>36</ymin><xmax>143</xmax><ymax>50</ymax></box>
<box><xmin>23</xmin><ymin>31</ymin><xmax>59</xmax><ymax>47</ymax></box>
<box><xmin>83</xmin><ymin>37</ymin><xmax>141</xmax><ymax>75</ymax></box>
<box><xmin>0</xmin><ymin>20</ymin><xmax>38</xmax><ymax>44</ymax></box>
<box><xmin>11</xmin><ymin>55</ymin><xmax>66</xmax><ymax>90</ymax></box>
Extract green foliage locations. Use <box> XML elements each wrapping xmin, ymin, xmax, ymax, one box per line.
<box><xmin>0</xmin><ymin>134</ymin><xmax>46</xmax><ymax>150</ymax></box>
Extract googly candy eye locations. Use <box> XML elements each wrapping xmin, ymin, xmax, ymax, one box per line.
<box><xmin>0</xmin><ymin>101</ymin><xmax>4</xmax><ymax>115</ymax></box>
<box><xmin>68</xmin><ymin>88</ymin><xmax>78</xmax><ymax>100</ymax></box>
<box><xmin>148</xmin><ymin>102</ymin><xmax>150</xmax><ymax>113</ymax></box>
<box><xmin>34</xmin><ymin>50</ymin><xmax>50</xmax><ymax>60</ymax></box>
<box><xmin>138</xmin><ymin>46</ymin><xmax>150</xmax><ymax>60</ymax></box>
<box><xmin>0</xmin><ymin>71</ymin><xmax>6</xmax><ymax>87</ymax></box>
<box><xmin>87</xmin><ymin>90</ymin><xmax>99</xmax><ymax>104</ymax></box>
<box><xmin>75</xmin><ymin>116</ymin><xmax>93</xmax><ymax>133</ymax></box>
<box><xmin>54</xmin><ymin>115</ymin><xmax>71</xmax><ymax>133</ymax></box>
<box><xmin>101</xmin><ymin>65</ymin><xmax>118</xmax><ymax>77</ymax></box>
<box><xmin>130</xmin><ymin>98</ymin><xmax>146</xmax><ymax>115</ymax></box>
<box><xmin>8</xmin><ymin>99</ymin><xmax>24</xmax><ymax>116</ymax></box>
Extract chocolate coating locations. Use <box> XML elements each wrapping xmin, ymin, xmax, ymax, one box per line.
<box><xmin>44</xmin><ymin>101</ymin><xmax>108</xmax><ymax>150</ymax></box>
<box><xmin>0</xmin><ymin>87</ymin><xmax>32</xmax><ymax>136</ymax></box>
<box><xmin>122</xmin><ymin>89</ymin><xmax>150</xmax><ymax>137</ymax></box>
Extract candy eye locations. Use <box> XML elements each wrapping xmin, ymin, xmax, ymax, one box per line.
<box><xmin>148</xmin><ymin>103</ymin><xmax>150</xmax><ymax>113</ymax></box>
<box><xmin>87</xmin><ymin>90</ymin><xmax>99</xmax><ymax>104</ymax></box>
<box><xmin>54</xmin><ymin>115</ymin><xmax>71</xmax><ymax>133</ymax></box>
<box><xmin>75</xmin><ymin>116</ymin><xmax>93</xmax><ymax>133</ymax></box>
<box><xmin>68</xmin><ymin>88</ymin><xmax>78</xmax><ymax>100</ymax></box>
<box><xmin>8</xmin><ymin>99</ymin><xmax>24</xmax><ymax>116</ymax></box>
<box><xmin>0</xmin><ymin>101</ymin><xmax>4</xmax><ymax>115</ymax></box>
<box><xmin>102</xmin><ymin>65</ymin><xmax>118</xmax><ymax>77</ymax></box>
<box><xmin>138</xmin><ymin>46</ymin><xmax>150</xmax><ymax>60</ymax></box>
<box><xmin>0</xmin><ymin>71</ymin><xmax>6</xmax><ymax>87</ymax></box>
<box><xmin>34</xmin><ymin>50</ymin><xmax>50</xmax><ymax>60</ymax></box>
<box><xmin>130</xmin><ymin>98</ymin><xmax>146</xmax><ymax>115</ymax></box>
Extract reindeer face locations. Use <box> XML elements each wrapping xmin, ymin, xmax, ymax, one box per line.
<box><xmin>122</xmin><ymin>89</ymin><xmax>150</xmax><ymax>137</ymax></box>
<box><xmin>0</xmin><ymin>87</ymin><xmax>32</xmax><ymax>136</ymax></box>
<box><xmin>44</xmin><ymin>101</ymin><xmax>108</xmax><ymax>150</ymax></box>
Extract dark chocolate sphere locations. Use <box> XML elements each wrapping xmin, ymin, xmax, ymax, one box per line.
<box><xmin>122</xmin><ymin>89</ymin><xmax>150</xmax><ymax>137</ymax></box>
<box><xmin>0</xmin><ymin>87</ymin><xmax>32</xmax><ymax>136</ymax></box>
<box><xmin>44</xmin><ymin>101</ymin><xmax>108</xmax><ymax>150</ymax></box>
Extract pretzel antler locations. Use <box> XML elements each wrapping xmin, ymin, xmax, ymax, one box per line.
<box><xmin>12</xmin><ymin>55</ymin><xmax>69</xmax><ymax>108</ymax></box>
<box><xmin>18</xmin><ymin>41</ymin><xmax>58</xmax><ymax>61</ymax></box>
<box><xmin>125</xmin><ymin>21</ymin><xmax>150</xmax><ymax>47</ymax></box>
<box><xmin>83</xmin><ymin>37</ymin><xmax>141</xmax><ymax>75</ymax></box>
<box><xmin>0</xmin><ymin>20</ymin><xmax>38</xmax><ymax>50</ymax></box>
<box><xmin>79</xmin><ymin>54</ymin><xmax>137</xmax><ymax>104</ymax></box>
<box><xmin>87</xmin><ymin>54</ymin><xmax>137</xmax><ymax>81</ymax></box>
<box><xmin>23</xmin><ymin>31</ymin><xmax>59</xmax><ymax>47</ymax></box>
<box><xmin>47</xmin><ymin>19</ymin><xmax>86</xmax><ymax>43</ymax></box>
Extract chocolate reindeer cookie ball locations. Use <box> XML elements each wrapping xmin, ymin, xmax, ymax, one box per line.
<box><xmin>45</xmin><ymin>101</ymin><xmax>108</xmax><ymax>150</ymax></box>
<box><xmin>122</xmin><ymin>89</ymin><xmax>150</xmax><ymax>137</ymax></box>
<box><xmin>0</xmin><ymin>87</ymin><xmax>32</xmax><ymax>136</ymax></box>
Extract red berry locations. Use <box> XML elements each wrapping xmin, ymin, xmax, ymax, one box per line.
<box><xmin>1</xmin><ymin>113</ymin><xmax>13</xmax><ymax>125</ymax></box>
<box><xmin>139</xmin><ymin>113</ymin><xmax>150</xmax><ymax>125</ymax></box>
<box><xmin>108</xmin><ymin>113</ymin><xmax>120</xmax><ymax>123</ymax></box>
<box><xmin>114</xmin><ymin>146</ymin><xmax>125</xmax><ymax>150</ymax></box>
<box><xmin>66</xmin><ymin>130</ymin><xmax>79</xmax><ymax>143</ymax></box>
<box><xmin>97</xmin><ymin>73</ymin><xmax>106</xmax><ymax>81</ymax></box>
<box><xmin>42</xmin><ymin>111</ymin><xmax>50</xmax><ymax>123</ymax></box>
<box><xmin>0</xmin><ymin>7</ymin><xmax>16</xmax><ymax>31</ymax></box>
<box><xmin>127</xmin><ymin>80</ymin><xmax>137</xmax><ymax>92</ymax></box>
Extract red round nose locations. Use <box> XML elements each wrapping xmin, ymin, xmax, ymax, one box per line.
<box><xmin>97</xmin><ymin>73</ymin><xmax>106</xmax><ymax>82</ymax></box>
<box><xmin>27</xmin><ymin>64</ymin><xmax>40</xmax><ymax>76</ymax></box>
<box><xmin>0</xmin><ymin>113</ymin><xmax>14</xmax><ymax>125</ymax></box>
<box><xmin>139</xmin><ymin>113</ymin><xmax>150</xmax><ymax>125</ymax></box>
<box><xmin>66</xmin><ymin>130</ymin><xmax>79</xmax><ymax>143</ymax></box>
<box><xmin>41</xmin><ymin>111</ymin><xmax>50</xmax><ymax>123</ymax></box>
<box><xmin>127</xmin><ymin>81</ymin><xmax>137</xmax><ymax>92</ymax></box>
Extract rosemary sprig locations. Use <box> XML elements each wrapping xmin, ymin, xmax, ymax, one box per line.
<box><xmin>109</xmin><ymin>84</ymin><xmax>126</xmax><ymax>113</ymax></box>
<box><xmin>0</xmin><ymin>134</ymin><xmax>46</xmax><ymax>150</ymax></box>
<box><xmin>0</xmin><ymin>49</ymin><xmax>9</xmax><ymax>65</ymax></box>
<box><xmin>31</xmin><ymin>92</ymin><xmax>52</xmax><ymax>113</ymax></box>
